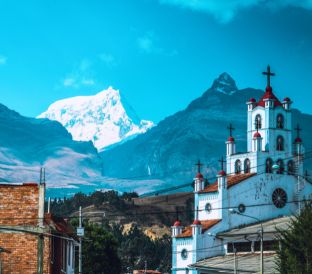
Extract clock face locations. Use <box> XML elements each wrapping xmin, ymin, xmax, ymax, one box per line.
<box><xmin>272</xmin><ymin>188</ymin><xmax>287</xmax><ymax>208</ymax></box>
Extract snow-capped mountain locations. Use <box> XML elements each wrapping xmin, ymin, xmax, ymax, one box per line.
<box><xmin>37</xmin><ymin>87</ymin><xmax>154</xmax><ymax>151</ymax></box>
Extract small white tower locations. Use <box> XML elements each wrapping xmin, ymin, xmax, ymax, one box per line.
<box><xmin>194</xmin><ymin>160</ymin><xmax>205</xmax><ymax>193</ymax></box>
<box><xmin>192</xmin><ymin>207</ymin><xmax>202</xmax><ymax>236</ymax></box>
<box><xmin>282</xmin><ymin>97</ymin><xmax>292</xmax><ymax>110</ymax></box>
<box><xmin>226</xmin><ymin>124</ymin><xmax>236</xmax><ymax>156</ymax></box>
<box><xmin>171</xmin><ymin>220</ymin><xmax>183</xmax><ymax>237</ymax></box>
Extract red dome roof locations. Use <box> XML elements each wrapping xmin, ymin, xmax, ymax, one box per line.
<box><xmin>193</xmin><ymin>219</ymin><xmax>201</xmax><ymax>225</ymax></box>
<box><xmin>253</xmin><ymin>132</ymin><xmax>261</xmax><ymax>138</ymax></box>
<box><xmin>295</xmin><ymin>137</ymin><xmax>302</xmax><ymax>143</ymax></box>
<box><xmin>257</xmin><ymin>87</ymin><xmax>282</xmax><ymax>108</ymax></box>
<box><xmin>227</xmin><ymin>136</ymin><xmax>235</xmax><ymax>142</ymax></box>
<box><xmin>218</xmin><ymin>170</ymin><xmax>226</xmax><ymax>176</ymax></box>
<box><xmin>195</xmin><ymin>173</ymin><xmax>204</xmax><ymax>179</ymax></box>
<box><xmin>283</xmin><ymin>97</ymin><xmax>291</xmax><ymax>102</ymax></box>
<box><xmin>173</xmin><ymin>220</ymin><xmax>181</xmax><ymax>227</ymax></box>
<box><xmin>249</xmin><ymin>98</ymin><xmax>256</xmax><ymax>103</ymax></box>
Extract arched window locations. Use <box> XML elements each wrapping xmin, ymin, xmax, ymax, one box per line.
<box><xmin>276</xmin><ymin>159</ymin><xmax>284</xmax><ymax>174</ymax></box>
<box><xmin>244</xmin><ymin>158</ymin><xmax>251</xmax><ymax>174</ymax></box>
<box><xmin>287</xmin><ymin>160</ymin><xmax>295</xmax><ymax>175</ymax></box>
<box><xmin>277</xmin><ymin>136</ymin><xmax>284</xmax><ymax>151</ymax></box>
<box><xmin>266</xmin><ymin>158</ymin><xmax>273</xmax><ymax>173</ymax></box>
<box><xmin>255</xmin><ymin>114</ymin><xmax>262</xmax><ymax>129</ymax></box>
<box><xmin>277</xmin><ymin>114</ymin><xmax>284</xmax><ymax>129</ymax></box>
<box><xmin>235</xmin><ymin>160</ymin><xmax>241</xmax><ymax>174</ymax></box>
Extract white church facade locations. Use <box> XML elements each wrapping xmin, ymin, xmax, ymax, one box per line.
<box><xmin>171</xmin><ymin>66</ymin><xmax>312</xmax><ymax>273</ymax></box>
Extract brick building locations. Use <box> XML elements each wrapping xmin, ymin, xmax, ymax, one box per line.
<box><xmin>0</xmin><ymin>181</ymin><xmax>77</xmax><ymax>274</ymax></box>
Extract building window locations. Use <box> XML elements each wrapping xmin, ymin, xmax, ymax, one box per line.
<box><xmin>277</xmin><ymin>114</ymin><xmax>284</xmax><ymax>129</ymax></box>
<box><xmin>205</xmin><ymin>203</ymin><xmax>212</xmax><ymax>213</ymax></box>
<box><xmin>255</xmin><ymin>114</ymin><xmax>262</xmax><ymax>129</ymax></box>
<box><xmin>276</xmin><ymin>159</ymin><xmax>284</xmax><ymax>174</ymax></box>
<box><xmin>235</xmin><ymin>160</ymin><xmax>241</xmax><ymax>174</ymax></box>
<box><xmin>287</xmin><ymin>160</ymin><xmax>295</xmax><ymax>175</ymax></box>
<box><xmin>272</xmin><ymin>188</ymin><xmax>287</xmax><ymax>208</ymax></box>
<box><xmin>276</xmin><ymin>136</ymin><xmax>284</xmax><ymax>151</ymax></box>
<box><xmin>244</xmin><ymin>158</ymin><xmax>251</xmax><ymax>173</ymax></box>
<box><xmin>181</xmin><ymin>249</ymin><xmax>188</xmax><ymax>260</ymax></box>
<box><xmin>266</xmin><ymin>158</ymin><xmax>273</xmax><ymax>173</ymax></box>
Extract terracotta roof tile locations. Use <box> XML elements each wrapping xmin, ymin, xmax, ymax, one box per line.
<box><xmin>176</xmin><ymin>219</ymin><xmax>221</xmax><ymax>238</ymax></box>
<box><xmin>45</xmin><ymin>213</ymin><xmax>75</xmax><ymax>236</ymax></box>
<box><xmin>257</xmin><ymin>87</ymin><xmax>282</xmax><ymax>107</ymax></box>
<box><xmin>199</xmin><ymin>173</ymin><xmax>256</xmax><ymax>194</ymax></box>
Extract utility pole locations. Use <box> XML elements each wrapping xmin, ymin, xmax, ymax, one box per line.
<box><xmin>77</xmin><ymin>206</ymin><xmax>84</xmax><ymax>274</ymax></box>
<box><xmin>232</xmin><ymin>243</ymin><xmax>237</xmax><ymax>274</ymax></box>
<box><xmin>260</xmin><ymin>226</ymin><xmax>264</xmax><ymax>274</ymax></box>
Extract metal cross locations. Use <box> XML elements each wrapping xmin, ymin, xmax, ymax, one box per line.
<box><xmin>218</xmin><ymin>156</ymin><xmax>225</xmax><ymax>171</ymax></box>
<box><xmin>227</xmin><ymin>123</ymin><xmax>235</xmax><ymax>137</ymax></box>
<box><xmin>295</xmin><ymin>124</ymin><xmax>302</xmax><ymax>138</ymax></box>
<box><xmin>195</xmin><ymin>159</ymin><xmax>203</xmax><ymax>173</ymax></box>
<box><xmin>262</xmin><ymin>65</ymin><xmax>275</xmax><ymax>87</ymax></box>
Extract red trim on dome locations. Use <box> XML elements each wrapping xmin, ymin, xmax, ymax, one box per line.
<box><xmin>257</xmin><ymin>87</ymin><xmax>282</xmax><ymax>107</ymax></box>
<box><xmin>249</xmin><ymin>98</ymin><xmax>256</xmax><ymax>103</ymax></box>
<box><xmin>218</xmin><ymin>170</ymin><xmax>226</xmax><ymax>176</ymax></box>
<box><xmin>193</xmin><ymin>219</ymin><xmax>201</xmax><ymax>225</ymax></box>
<box><xmin>295</xmin><ymin>137</ymin><xmax>302</xmax><ymax>143</ymax></box>
<box><xmin>228</xmin><ymin>136</ymin><xmax>235</xmax><ymax>142</ymax></box>
<box><xmin>173</xmin><ymin>220</ymin><xmax>181</xmax><ymax>227</ymax></box>
<box><xmin>283</xmin><ymin>97</ymin><xmax>291</xmax><ymax>102</ymax></box>
<box><xmin>253</xmin><ymin>132</ymin><xmax>261</xmax><ymax>138</ymax></box>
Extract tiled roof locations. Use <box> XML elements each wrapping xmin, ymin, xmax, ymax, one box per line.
<box><xmin>176</xmin><ymin>219</ymin><xmax>221</xmax><ymax>238</ymax></box>
<box><xmin>257</xmin><ymin>87</ymin><xmax>282</xmax><ymax>107</ymax></box>
<box><xmin>45</xmin><ymin>213</ymin><xmax>75</xmax><ymax>236</ymax></box>
<box><xmin>199</xmin><ymin>173</ymin><xmax>256</xmax><ymax>194</ymax></box>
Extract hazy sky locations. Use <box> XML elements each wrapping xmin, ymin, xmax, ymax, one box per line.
<box><xmin>0</xmin><ymin>0</ymin><xmax>312</xmax><ymax>122</ymax></box>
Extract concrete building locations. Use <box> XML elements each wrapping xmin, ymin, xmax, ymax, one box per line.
<box><xmin>171</xmin><ymin>66</ymin><xmax>312</xmax><ymax>273</ymax></box>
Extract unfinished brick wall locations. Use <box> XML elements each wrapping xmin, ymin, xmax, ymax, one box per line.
<box><xmin>0</xmin><ymin>184</ymin><xmax>39</xmax><ymax>226</ymax></box>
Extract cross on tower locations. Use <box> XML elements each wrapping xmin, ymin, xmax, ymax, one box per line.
<box><xmin>295</xmin><ymin>124</ymin><xmax>302</xmax><ymax>138</ymax></box>
<box><xmin>262</xmin><ymin>65</ymin><xmax>275</xmax><ymax>88</ymax></box>
<box><xmin>227</xmin><ymin>123</ymin><xmax>235</xmax><ymax>137</ymax></box>
<box><xmin>195</xmin><ymin>159</ymin><xmax>203</xmax><ymax>173</ymax></box>
<box><xmin>218</xmin><ymin>156</ymin><xmax>225</xmax><ymax>171</ymax></box>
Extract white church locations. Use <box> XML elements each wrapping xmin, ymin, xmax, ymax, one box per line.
<box><xmin>171</xmin><ymin>66</ymin><xmax>312</xmax><ymax>273</ymax></box>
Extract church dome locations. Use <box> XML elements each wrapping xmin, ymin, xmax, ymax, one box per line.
<box><xmin>295</xmin><ymin>137</ymin><xmax>302</xmax><ymax>143</ymax></box>
<box><xmin>228</xmin><ymin>136</ymin><xmax>235</xmax><ymax>142</ymax></box>
<box><xmin>253</xmin><ymin>132</ymin><xmax>261</xmax><ymax>138</ymax></box>
<box><xmin>193</xmin><ymin>219</ymin><xmax>201</xmax><ymax>225</ymax></box>
<box><xmin>283</xmin><ymin>97</ymin><xmax>291</xmax><ymax>102</ymax></box>
<box><xmin>173</xmin><ymin>220</ymin><xmax>181</xmax><ymax>227</ymax></box>
<box><xmin>249</xmin><ymin>98</ymin><xmax>256</xmax><ymax>103</ymax></box>
<box><xmin>195</xmin><ymin>173</ymin><xmax>204</xmax><ymax>179</ymax></box>
<box><xmin>218</xmin><ymin>170</ymin><xmax>226</xmax><ymax>176</ymax></box>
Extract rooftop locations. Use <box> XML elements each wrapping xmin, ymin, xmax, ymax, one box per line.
<box><xmin>199</xmin><ymin>173</ymin><xmax>256</xmax><ymax>194</ymax></box>
<box><xmin>190</xmin><ymin>252</ymin><xmax>277</xmax><ymax>273</ymax></box>
<box><xmin>176</xmin><ymin>219</ymin><xmax>221</xmax><ymax>238</ymax></box>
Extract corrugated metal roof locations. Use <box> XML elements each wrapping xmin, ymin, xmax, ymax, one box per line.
<box><xmin>190</xmin><ymin>252</ymin><xmax>278</xmax><ymax>274</ymax></box>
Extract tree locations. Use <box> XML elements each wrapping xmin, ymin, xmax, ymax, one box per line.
<box><xmin>82</xmin><ymin>221</ymin><xmax>121</xmax><ymax>274</ymax></box>
<box><xmin>276</xmin><ymin>202</ymin><xmax>312</xmax><ymax>273</ymax></box>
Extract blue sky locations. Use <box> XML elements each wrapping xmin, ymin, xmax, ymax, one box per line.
<box><xmin>0</xmin><ymin>0</ymin><xmax>312</xmax><ymax>122</ymax></box>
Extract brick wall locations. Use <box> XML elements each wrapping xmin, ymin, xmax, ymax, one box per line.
<box><xmin>0</xmin><ymin>184</ymin><xmax>39</xmax><ymax>226</ymax></box>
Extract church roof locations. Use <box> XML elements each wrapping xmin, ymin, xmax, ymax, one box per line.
<box><xmin>257</xmin><ymin>86</ymin><xmax>282</xmax><ymax>107</ymax></box>
<box><xmin>175</xmin><ymin>219</ymin><xmax>221</xmax><ymax>238</ymax></box>
<box><xmin>199</xmin><ymin>173</ymin><xmax>256</xmax><ymax>194</ymax></box>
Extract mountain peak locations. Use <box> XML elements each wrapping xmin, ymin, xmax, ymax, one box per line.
<box><xmin>37</xmin><ymin>87</ymin><xmax>154</xmax><ymax>151</ymax></box>
<box><xmin>211</xmin><ymin>72</ymin><xmax>238</xmax><ymax>95</ymax></box>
